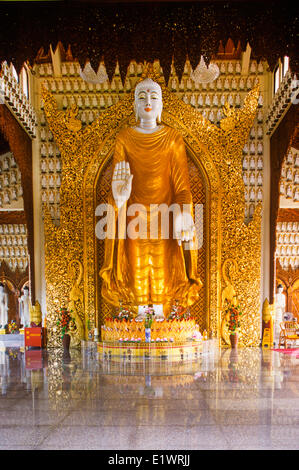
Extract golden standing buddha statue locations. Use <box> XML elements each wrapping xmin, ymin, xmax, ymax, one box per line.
<box><xmin>100</xmin><ymin>78</ymin><xmax>202</xmax><ymax>319</ymax></box>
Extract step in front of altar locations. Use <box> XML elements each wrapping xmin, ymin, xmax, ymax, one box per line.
<box><xmin>96</xmin><ymin>339</ymin><xmax>203</xmax><ymax>362</ymax></box>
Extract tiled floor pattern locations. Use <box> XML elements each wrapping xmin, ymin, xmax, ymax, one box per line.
<box><xmin>0</xmin><ymin>343</ymin><xmax>299</xmax><ymax>450</ymax></box>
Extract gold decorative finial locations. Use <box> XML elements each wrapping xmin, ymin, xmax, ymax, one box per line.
<box><xmin>139</xmin><ymin>61</ymin><xmax>166</xmax><ymax>88</ymax></box>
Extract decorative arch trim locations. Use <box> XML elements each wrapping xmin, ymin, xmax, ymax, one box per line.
<box><xmin>83</xmin><ymin>114</ymin><xmax>222</xmax><ymax>338</ymax></box>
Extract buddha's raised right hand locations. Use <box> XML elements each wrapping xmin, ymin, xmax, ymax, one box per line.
<box><xmin>112</xmin><ymin>161</ymin><xmax>133</xmax><ymax>209</ymax></box>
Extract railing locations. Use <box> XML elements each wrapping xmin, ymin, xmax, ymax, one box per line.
<box><xmin>0</xmin><ymin>62</ymin><xmax>37</xmax><ymax>138</ymax></box>
<box><xmin>265</xmin><ymin>70</ymin><xmax>299</xmax><ymax>136</ymax></box>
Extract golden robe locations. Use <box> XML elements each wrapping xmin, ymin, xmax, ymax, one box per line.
<box><xmin>100</xmin><ymin>125</ymin><xmax>202</xmax><ymax>312</ymax></box>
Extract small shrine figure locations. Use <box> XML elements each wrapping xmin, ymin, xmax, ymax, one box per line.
<box><xmin>3</xmin><ymin>191</ymin><xmax>10</xmax><ymax>205</ymax></box>
<box><xmin>223</xmin><ymin>78</ymin><xmax>230</xmax><ymax>90</ymax></box>
<box><xmin>48</xmin><ymin>159</ymin><xmax>54</xmax><ymax>173</ymax></box>
<box><xmin>10</xmin><ymin>171</ymin><xmax>17</xmax><ymax>185</ymax></box>
<box><xmin>0</xmin><ymin>283</ymin><xmax>8</xmax><ymax>329</ymax></box>
<box><xmin>279</xmin><ymin>181</ymin><xmax>285</xmax><ymax>195</ymax></box>
<box><xmin>18</xmin><ymin>286</ymin><xmax>30</xmax><ymax>327</ymax></box>
<box><xmin>77</xmin><ymin>95</ymin><xmax>83</xmax><ymax>109</ymax></box>
<box><xmin>274</xmin><ymin>284</ymin><xmax>286</xmax><ymax>345</ymax></box>
<box><xmin>249</xmin><ymin>172</ymin><xmax>256</xmax><ymax>185</ymax></box>
<box><xmin>286</xmin><ymin>185</ymin><xmax>293</xmax><ymax>198</ymax></box>
<box><xmin>286</xmin><ymin>168</ymin><xmax>293</xmax><ymax>181</ymax></box>
<box><xmin>235</xmin><ymin>94</ymin><xmax>241</xmax><ymax>107</ymax></box>
<box><xmin>257</xmin><ymin>188</ymin><xmax>263</xmax><ymax>201</ymax></box>
<box><xmin>55</xmin><ymin>158</ymin><xmax>61</xmax><ymax>173</ymax></box>
<box><xmin>239</xmin><ymin>78</ymin><xmax>245</xmax><ymax>90</ymax></box>
<box><xmin>48</xmin><ymin>144</ymin><xmax>54</xmax><ymax>157</ymax></box>
<box><xmin>257</xmin><ymin>172</ymin><xmax>263</xmax><ymax>186</ymax></box>
<box><xmin>41</xmin><ymin>175</ymin><xmax>47</xmax><ymax>188</ymax></box>
<box><xmin>3</xmin><ymin>174</ymin><xmax>9</xmax><ymax>187</ymax></box>
<box><xmin>29</xmin><ymin>300</ymin><xmax>42</xmax><ymax>327</ymax></box>
<box><xmin>3</xmin><ymin>157</ymin><xmax>9</xmax><ymax>171</ymax></box>
<box><xmin>228</xmin><ymin>62</ymin><xmax>234</xmax><ymax>74</ymax></box>
<box><xmin>11</xmin><ymin>188</ymin><xmax>17</xmax><ymax>201</ymax></box>
<box><xmin>197</xmin><ymin>94</ymin><xmax>203</xmax><ymax>107</ymax></box>
<box><xmin>257</xmin><ymin>156</ymin><xmax>263</xmax><ymax>170</ymax></box>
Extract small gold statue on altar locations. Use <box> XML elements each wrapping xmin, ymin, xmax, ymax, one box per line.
<box><xmin>99</xmin><ymin>78</ymin><xmax>202</xmax><ymax>319</ymax></box>
<box><xmin>29</xmin><ymin>300</ymin><xmax>43</xmax><ymax>327</ymax></box>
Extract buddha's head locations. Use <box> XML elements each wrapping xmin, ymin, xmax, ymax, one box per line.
<box><xmin>134</xmin><ymin>78</ymin><xmax>163</xmax><ymax>124</ymax></box>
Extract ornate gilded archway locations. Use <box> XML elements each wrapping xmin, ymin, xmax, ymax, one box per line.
<box><xmin>42</xmin><ymin>66</ymin><xmax>261</xmax><ymax>348</ymax></box>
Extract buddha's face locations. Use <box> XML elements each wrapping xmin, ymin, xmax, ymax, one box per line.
<box><xmin>134</xmin><ymin>80</ymin><xmax>162</xmax><ymax>123</ymax></box>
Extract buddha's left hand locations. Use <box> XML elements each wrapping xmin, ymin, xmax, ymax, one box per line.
<box><xmin>174</xmin><ymin>212</ymin><xmax>195</xmax><ymax>247</ymax></box>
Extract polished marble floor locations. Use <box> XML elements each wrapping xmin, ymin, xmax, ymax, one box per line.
<box><xmin>0</xmin><ymin>340</ymin><xmax>299</xmax><ymax>450</ymax></box>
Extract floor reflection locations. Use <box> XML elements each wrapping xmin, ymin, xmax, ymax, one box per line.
<box><xmin>0</xmin><ymin>343</ymin><xmax>299</xmax><ymax>449</ymax></box>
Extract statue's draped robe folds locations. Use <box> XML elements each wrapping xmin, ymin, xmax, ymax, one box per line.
<box><xmin>100</xmin><ymin>126</ymin><xmax>202</xmax><ymax>311</ymax></box>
